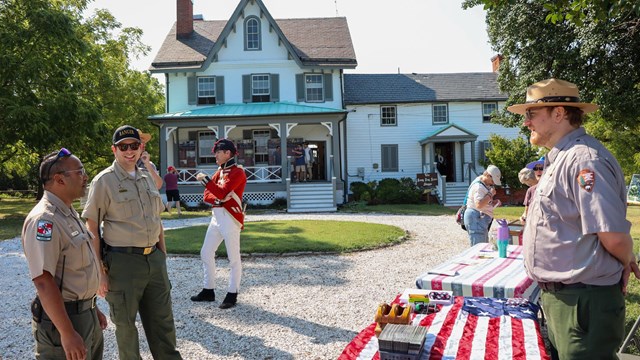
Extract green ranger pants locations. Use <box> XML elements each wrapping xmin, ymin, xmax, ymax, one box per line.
<box><xmin>541</xmin><ymin>283</ymin><xmax>625</xmax><ymax>360</ymax></box>
<box><xmin>105</xmin><ymin>249</ymin><xmax>181</xmax><ymax>360</ymax></box>
<box><xmin>32</xmin><ymin>308</ymin><xmax>103</xmax><ymax>360</ymax></box>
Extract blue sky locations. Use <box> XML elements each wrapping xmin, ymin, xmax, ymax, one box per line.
<box><xmin>86</xmin><ymin>0</ymin><xmax>495</xmax><ymax>74</ymax></box>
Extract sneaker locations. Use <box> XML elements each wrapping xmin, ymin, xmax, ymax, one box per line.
<box><xmin>190</xmin><ymin>289</ymin><xmax>215</xmax><ymax>302</ymax></box>
<box><xmin>219</xmin><ymin>292</ymin><xmax>237</xmax><ymax>309</ymax></box>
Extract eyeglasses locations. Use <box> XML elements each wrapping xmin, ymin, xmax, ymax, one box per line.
<box><xmin>43</xmin><ymin>148</ymin><xmax>72</xmax><ymax>182</ymax></box>
<box><xmin>58</xmin><ymin>167</ymin><xmax>86</xmax><ymax>177</ymax></box>
<box><xmin>533</xmin><ymin>167</ymin><xmax>544</xmax><ymax>171</ymax></box>
<box><xmin>114</xmin><ymin>142</ymin><xmax>141</xmax><ymax>151</ymax></box>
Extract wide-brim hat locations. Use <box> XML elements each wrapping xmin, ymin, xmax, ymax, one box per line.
<box><xmin>507</xmin><ymin>78</ymin><xmax>599</xmax><ymax>115</ymax></box>
<box><xmin>526</xmin><ymin>160</ymin><xmax>544</xmax><ymax>170</ymax></box>
<box><xmin>139</xmin><ymin>130</ymin><xmax>152</xmax><ymax>143</ymax></box>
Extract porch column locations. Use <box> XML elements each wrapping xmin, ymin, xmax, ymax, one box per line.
<box><xmin>471</xmin><ymin>140</ymin><xmax>476</xmax><ymax>171</ymax></box>
<box><xmin>428</xmin><ymin>143</ymin><xmax>436</xmax><ymax>174</ymax></box>
<box><xmin>460</xmin><ymin>142</ymin><xmax>465</xmax><ymax>182</ymax></box>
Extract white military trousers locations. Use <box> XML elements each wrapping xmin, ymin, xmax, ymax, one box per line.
<box><xmin>200</xmin><ymin>208</ymin><xmax>242</xmax><ymax>293</ymax></box>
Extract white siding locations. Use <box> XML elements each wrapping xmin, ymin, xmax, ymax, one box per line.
<box><xmin>165</xmin><ymin>2</ymin><xmax>343</xmax><ymax>112</ymax></box>
<box><xmin>345</xmin><ymin>101</ymin><xmax>521</xmax><ymax>191</ymax></box>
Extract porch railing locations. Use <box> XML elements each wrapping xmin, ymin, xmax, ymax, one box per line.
<box><xmin>176</xmin><ymin>166</ymin><xmax>283</xmax><ymax>184</ymax></box>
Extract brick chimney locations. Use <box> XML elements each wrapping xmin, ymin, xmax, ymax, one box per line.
<box><xmin>491</xmin><ymin>54</ymin><xmax>504</xmax><ymax>73</ymax></box>
<box><xmin>177</xmin><ymin>0</ymin><xmax>194</xmax><ymax>39</ymax></box>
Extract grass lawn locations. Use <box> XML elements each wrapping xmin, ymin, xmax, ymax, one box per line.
<box><xmin>165</xmin><ymin>220</ymin><xmax>406</xmax><ymax>255</ymax></box>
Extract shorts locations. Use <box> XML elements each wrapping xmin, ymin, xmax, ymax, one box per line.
<box><xmin>166</xmin><ymin>189</ymin><xmax>180</xmax><ymax>202</ymax></box>
<box><xmin>295</xmin><ymin>165</ymin><xmax>306</xmax><ymax>172</ymax></box>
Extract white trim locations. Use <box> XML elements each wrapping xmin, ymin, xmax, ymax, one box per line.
<box><xmin>268</xmin><ymin>123</ymin><xmax>281</xmax><ymax>137</ymax></box>
<box><xmin>165</xmin><ymin>127</ymin><xmax>177</xmax><ymax>142</ymax></box>
<box><xmin>207</xmin><ymin>126</ymin><xmax>220</xmax><ymax>138</ymax></box>
<box><xmin>224</xmin><ymin>125</ymin><xmax>236</xmax><ymax>138</ymax></box>
<box><xmin>286</xmin><ymin>123</ymin><xmax>298</xmax><ymax>137</ymax></box>
<box><xmin>320</xmin><ymin>122</ymin><xmax>333</xmax><ymax>136</ymax></box>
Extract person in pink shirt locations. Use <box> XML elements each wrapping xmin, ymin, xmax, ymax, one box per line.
<box><xmin>164</xmin><ymin>166</ymin><xmax>181</xmax><ymax>215</ymax></box>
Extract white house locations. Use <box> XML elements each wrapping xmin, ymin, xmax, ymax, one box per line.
<box><xmin>148</xmin><ymin>0</ymin><xmax>520</xmax><ymax>209</ymax></box>
<box><xmin>148</xmin><ymin>0</ymin><xmax>357</xmax><ymax>212</ymax></box>
<box><xmin>343</xmin><ymin>72</ymin><xmax>520</xmax><ymax>206</ymax></box>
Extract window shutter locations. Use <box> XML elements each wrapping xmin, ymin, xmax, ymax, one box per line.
<box><xmin>243</xmin><ymin>130</ymin><xmax>252</xmax><ymax>139</ymax></box>
<box><xmin>323</xmin><ymin>74</ymin><xmax>333</xmax><ymax>102</ymax></box>
<box><xmin>390</xmin><ymin>145</ymin><xmax>398</xmax><ymax>171</ymax></box>
<box><xmin>270</xmin><ymin>74</ymin><xmax>279</xmax><ymax>102</ymax></box>
<box><xmin>216</xmin><ymin>76</ymin><xmax>225</xmax><ymax>104</ymax></box>
<box><xmin>296</xmin><ymin>74</ymin><xmax>305</xmax><ymax>102</ymax></box>
<box><xmin>188</xmin><ymin>76</ymin><xmax>197</xmax><ymax>105</ymax></box>
<box><xmin>242</xmin><ymin>75</ymin><xmax>251</xmax><ymax>103</ymax></box>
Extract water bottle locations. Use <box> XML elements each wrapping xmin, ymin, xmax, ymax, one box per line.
<box><xmin>496</xmin><ymin>219</ymin><xmax>509</xmax><ymax>258</ymax></box>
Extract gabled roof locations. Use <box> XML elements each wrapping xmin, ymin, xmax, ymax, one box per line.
<box><xmin>149</xmin><ymin>102</ymin><xmax>346</xmax><ymax>120</ymax></box>
<box><xmin>151</xmin><ymin>0</ymin><xmax>357</xmax><ymax>72</ymax></box>
<box><xmin>419</xmin><ymin>123</ymin><xmax>478</xmax><ymax>145</ymax></box>
<box><xmin>344</xmin><ymin>73</ymin><xmax>507</xmax><ymax>105</ymax></box>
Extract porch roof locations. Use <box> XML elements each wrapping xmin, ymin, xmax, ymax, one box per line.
<box><xmin>419</xmin><ymin>123</ymin><xmax>478</xmax><ymax>145</ymax></box>
<box><xmin>149</xmin><ymin>102</ymin><xmax>346</xmax><ymax>120</ymax></box>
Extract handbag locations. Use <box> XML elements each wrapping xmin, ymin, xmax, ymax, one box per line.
<box><xmin>457</xmin><ymin>180</ymin><xmax>483</xmax><ymax>231</ymax></box>
<box><xmin>456</xmin><ymin>205</ymin><xmax>467</xmax><ymax>230</ymax></box>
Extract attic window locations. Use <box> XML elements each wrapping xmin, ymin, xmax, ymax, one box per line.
<box><xmin>245</xmin><ymin>17</ymin><xmax>261</xmax><ymax>51</ymax></box>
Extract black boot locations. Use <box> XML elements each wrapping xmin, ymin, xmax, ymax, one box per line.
<box><xmin>219</xmin><ymin>292</ymin><xmax>238</xmax><ymax>309</ymax></box>
<box><xmin>191</xmin><ymin>288</ymin><xmax>215</xmax><ymax>302</ymax></box>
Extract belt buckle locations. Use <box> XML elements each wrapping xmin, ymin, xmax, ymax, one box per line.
<box><xmin>91</xmin><ymin>296</ymin><xmax>96</xmax><ymax>309</ymax></box>
<box><xmin>143</xmin><ymin>247</ymin><xmax>152</xmax><ymax>255</ymax></box>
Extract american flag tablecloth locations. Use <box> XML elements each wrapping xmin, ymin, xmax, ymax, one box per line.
<box><xmin>339</xmin><ymin>296</ymin><xmax>550</xmax><ymax>360</ymax></box>
<box><xmin>415</xmin><ymin>243</ymin><xmax>541</xmax><ymax>303</ymax></box>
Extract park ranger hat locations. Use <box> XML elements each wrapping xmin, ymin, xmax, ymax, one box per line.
<box><xmin>212</xmin><ymin>139</ymin><xmax>237</xmax><ymax>155</ymax></box>
<box><xmin>507</xmin><ymin>78</ymin><xmax>599</xmax><ymax>115</ymax></box>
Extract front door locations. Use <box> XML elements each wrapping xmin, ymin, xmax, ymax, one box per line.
<box><xmin>434</xmin><ymin>142</ymin><xmax>455</xmax><ymax>182</ymax></box>
<box><xmin>307</xmin><ymin>141</ymin><xmax>326</xmax><ymax>181</ymax></box>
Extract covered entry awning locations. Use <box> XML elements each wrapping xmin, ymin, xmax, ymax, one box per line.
<box><xmin>418</xmin><ymin>123</ymin><xmax>479</xmax><ymax>181</ymax></box>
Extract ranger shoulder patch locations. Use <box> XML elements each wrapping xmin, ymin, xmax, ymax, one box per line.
<box><xmin>578</xmin><ymin>169</ymin><xmax>596</xmax><ymax>192</ymax></box>
<box><xmin>36</xmin><ymin>220</ymin><xmax>53</xmax><ymax>241</ymax></box>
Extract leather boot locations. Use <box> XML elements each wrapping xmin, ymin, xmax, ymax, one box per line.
<box><xmin>219</xmin><ymin>292</ymin><xmax>238</xmax><ymax>309</ymax></box>
<box><xmin>191</xmin><ymin>288</ymin><xmax>215</xmax><ymax>302</ymax></box>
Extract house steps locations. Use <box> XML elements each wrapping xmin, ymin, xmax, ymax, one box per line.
<box><xmin>288</xmin><ymin>182</ymin><xmax>337</xmax><ymax>213</ymax></box>
<box><xmin>440</xmin><ymin>183</ymin><xmax>470</xmax><ymax>207</ymax></box>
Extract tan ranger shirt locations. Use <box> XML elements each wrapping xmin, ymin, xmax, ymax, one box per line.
<box><xmin>82</xmin><ymin>160</ymin><xmax>163</xmax><ymax>247</ymax></box>
<box><xmin>523</xmin><ymin>127</ymin><xmax>630</xmax><ymax>286</ymax></box>
<box><xmin>22</xmin><ymin>191</ymin><xmax>99</xmax><ymax>301</ymax></box>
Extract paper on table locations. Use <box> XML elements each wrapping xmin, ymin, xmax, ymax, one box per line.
<box><xmin>427</xmin><ymin>269</ymin><xmax>458</xmax><ymax>276</ymax></box>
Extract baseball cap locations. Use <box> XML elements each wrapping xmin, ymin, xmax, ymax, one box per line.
<box><xmin>167</xmin><ymin>166</ymin><xmax>175</xmax><ymax>172</ymax></box>
<box><xmin>113</xmin><ymin>125</ymin><xmax>141</xmax><ymax>144</ymax></box>
<box><xmin>486</xmin><ymin>165</ymin><xmax>502</xmax><ymax>186</ymax></box>
<box><xmin>212</xmin><ymin>139</ymin><xmax>237</xmax><ymax>155</ymax></box>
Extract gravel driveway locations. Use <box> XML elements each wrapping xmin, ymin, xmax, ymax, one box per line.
<box><xmin>0</xmin><ymin>213</ymin><xmax>468</xmax><ymax>359</ymax></box>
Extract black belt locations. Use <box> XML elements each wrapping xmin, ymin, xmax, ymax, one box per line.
<box><xmin>106</xmin><ymin>244</ymin><xmax>157</xmax><ymax>255</ymax></box>
<box><xmin>41</xmin><ymin>296</ymin><xmax>97</xmax><ymax>321</ymax></box>
<box><xmin>64</xmin><ymin>296</ymin><xmax>97</xmax><ymax>314</ymax></box>
<box><xmin>538</xmin><ymin>281</ymin><xmax>602</xmax><ymax>292</ymax></box>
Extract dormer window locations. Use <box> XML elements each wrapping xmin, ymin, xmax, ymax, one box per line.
<box><xmin>245</xmin><ymin>17</ymin><xmax>261</xmax><ymax>50</ymax></box>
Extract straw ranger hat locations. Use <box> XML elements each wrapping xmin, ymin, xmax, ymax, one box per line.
<box><xmin>507</xmin><ymin>78</ymin><xmax>599</xmax><ymax>115</ymax></box>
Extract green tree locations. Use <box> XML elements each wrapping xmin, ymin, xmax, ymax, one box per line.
<box><xmin>483</xmin><ymin>135</ymin><xmax>541</xmax><ymax>190</ymax></box>
<box><xmin>463</xmin><ymin>0</ymin><xmax>640</xmax><ymax>178</ymax></box>
<box><xmin>465</xmin><ymin>0</ymin><xmax>640</xmax><ymax>25</ymax></box>
<box><xmin>0</xmin><ymin>0</ymin><xmax>164</xmax><ymax>191</ymax></box>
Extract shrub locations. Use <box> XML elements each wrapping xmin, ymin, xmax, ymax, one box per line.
<box><xmin>350</xmin><ymin>181</ymin><xmax>372</xmax><ymax>201</ymax></box>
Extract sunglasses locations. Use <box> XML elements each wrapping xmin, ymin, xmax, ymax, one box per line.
<box><xmin>43</xmin><ymin>148</ymin><xmax>72</xmax><ymax>182</ymax></box>
<box><xmin>58</xmin><ymin>167</ymin><xmax>86</xmax><ymax>177</ymax></box>
<box><xmin>114</xmin><ymin>142</ymin><xmax>141</xmax><ymax>151</ymax></box>
<box><xmin>533</xmin><ymin>167</ymin><xmax>544</xmax><ymax>171</ymax></box>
